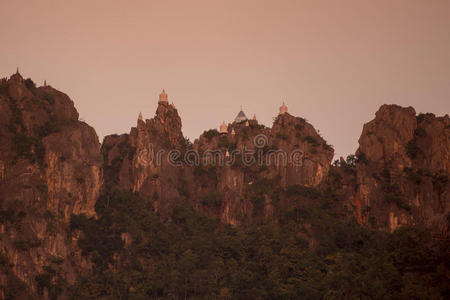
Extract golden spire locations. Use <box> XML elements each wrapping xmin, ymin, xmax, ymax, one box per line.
<box><xmin>279</xmin><ymin>101</ymin><xmax>288</xmax><ymax>115</ymax></box>
<box><xmin>159</xmin><ymin>89</ymin><xmax>168</xmax><ymax>103</ymax></box>
<box><xmin>220</xmin><ymin>121</ymin><xmax>227</xmax><ymax>134</ymax></box>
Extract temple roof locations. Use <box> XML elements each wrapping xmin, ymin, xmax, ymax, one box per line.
<box><xmin>279</xmin><ymin>102</ymin><xmax>288</xmax><ymax>115</ymax></box>
<box><xmin>234</xmin><ymin>109</ymin><xmax>247</xmax><ymax>123</ymax></box>
<box><xmin>219</xmin><ymin>121</ymin><xmax>228</xmax><ymax>134</ymax></box>
<box><xmin>159</xmin><ymin>89</ymin><xmax>168</xmax><ymax>102</ymax></box>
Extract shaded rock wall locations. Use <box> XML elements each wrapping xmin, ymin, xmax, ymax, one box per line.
<box><xmin>0</xmin><ymin>72</ymin><xmax>448</xmax><ymax>297</ymax></box>
<box><xmin>353</xmin><ymin>105</ymin><xmax>449</xmax><ymax>233</ymax></box>
<box><xmin>0</xmin><ymin>73</ymin><xmax>102</xmax><ymax>298</ymax></box>
<box><xmin>102</xmin><ymin>104</ymin><xmax>334</xmax><ymax>225</ymax></box>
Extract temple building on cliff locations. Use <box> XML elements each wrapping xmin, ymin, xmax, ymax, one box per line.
<box><xmin>158</xmin><ymin>89</ymin><xmax>168</xmax><ymax>103</ymax></box>
<box><xmin>219</xmin><ymin>122</ymin><xmax>228</xmax><ymax>134</ymax></box>
<box><xmin>234</xmin><ymin>106</ymin><xmax>247</xmax><ymax>123</ymax></box>
<box><xmin>279</xmin><ymin>102</ymin><xmax>288</xmax><ymax>115</ymax></box>
<box><xmin>152</xmin><ymin>92</ymin><xmax>289</xmax><ymax>134</ymax></box>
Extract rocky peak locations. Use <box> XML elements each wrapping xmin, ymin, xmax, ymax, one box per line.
<box><xmin>8</xmin><ymin>71</ymin><xmax>24</xmax><ymax>83</ymax></box>
<box><xmin>150</xmin><ymin>101</ymin><xmax>183</xmax><ymax>147</ymax></box>
<box><xmin>271</xmin><ymin>112</ymin><xmax>334</xmax><ymax>187</ymax></box>
<box><xmin>191</xmin><ymin>110</ymin><xmax>334</xmax><ymax>225</ymax></box>
<box><xmin>351</xmin><ymin>104</ymin><xmax>449</xmax><ymax>233</ymax></box>
<box><xmin>102</xmin><ymin>96</ymin><xmax>186</xmax><ymax>214</ymax></box>
<box><xmin>0</xmin><ymin>73</ymin><xmax>102</xmax><ymax>297</ymax></box>
<box><xmin>357</xmin><ymin>104</ymin><xmax>417</xmax><ymax>168</ymax></box>
<box><xmin>155</xmin><ymin>101</ymin><xmax>178</xmax><ymax>119</ymax></box>
<box><xmin>415</xmin><ymin>112</ymin><xmax>450</xmax><ymax>173</ymax></box>
<box><xmin>1</xmin><ymin>72</ymin><xmax>449</xmax><ymax>298</ymax></box>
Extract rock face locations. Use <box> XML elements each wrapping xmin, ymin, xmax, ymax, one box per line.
<box><xmin>271</xmin><ymin>113</ymin><xmax>334</xmax><ymax>187</ymax></box>
<box><xmin>0</xmin><ymin>73</ymin><xmax>102</xmax><ymax>298</ymax></box>
<box><xmin>192</xmin><ymin>113</ymin><xmax>333</xmax><ymax>225</ymax></box>
<box><xmin>102</xmin><ymin>101</ymin><xmax>189</xmax><ymax>218</ymax></box>
<box><xmin>103</xmin><ymin>101</ymin><xmax>334</xmax><ymax>225</ymax></box>
<box><xmin>352</xmin><ymin>104</ymin><xmax>449</xmax><ymax>233</ymax></box>
<box><xmin>0</xmin><ymin>73</ymin><xmax>448</xmax><ymax>297</ymax></box>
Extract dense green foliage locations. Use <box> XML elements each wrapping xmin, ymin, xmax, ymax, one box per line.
<box><xmin>69</xmin><ymin>185</ymin><xmax>449</xmax><ymax>299</ymax></box>
<box><xmin>6</xmin><ymin>96</ymin><xmax>48</xmax><ymax>164</ymax></box>
<box><xmin>12</xmin><ymin>133</ymin><xmax>46</xmax><ymax>164</ymax></box>
<box><xmin>24</xmin><ymin>78</ymin><xmax>36</xmax><ymax>92</ymax></box>
<box><xmin>303</xmin><ymin>136</ymin><xmax>320</xmax><ymax>147</ymax></box>
<box><xmin>406</xmin><ymin>139</ymin><xmax>420</xmax><ymax>159</ymax></box>
<box><xmin>414</xmin><ymin>127</ymin><xmax>427</xmax><ymax>137</ymax></box>
<box><xmin>38</xmin><ymin>120</ymin><xmax>61</xmax><ymax>137</ymax></box>
<box><xmin>202</xmin><ymin>129</ymin><xmax>220</xmax><ymax>140</ymax></box>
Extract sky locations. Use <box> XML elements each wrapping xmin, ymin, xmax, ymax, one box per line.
<box><xmin>1</xmin><ymin>0</ymin><xmax>449</xmax><ymax>159</ymax></box>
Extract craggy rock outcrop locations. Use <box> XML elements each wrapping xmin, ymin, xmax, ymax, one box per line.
<box><xmin>102</xmin><ymin>100</ymin><xmax>189</xmax><ymax>218</ymax></box>
<box><xmin>352</xmin><ymin>104</ymin><xmax>449</xmax><ymax>234</ymax></box>
<box><xmin>102</xmin><ymin>98</ymin><xmax>334</xmax><ymax>226</ymax></box>
<box><xmin>0</xmin><ymin>72</ymin><xmax>102</xmax><ymax>298</ymax></box>
<box><xmin>193</xmin><ymin>113</ymin><xmax>334</xmax><ymax>225</ymax></box>
<box><xmin>102</xmin><ymin>103</ymin><xmax>333</xmax><ymax>225</ymax></box>
<box><xmin>271</xmin><ymin>113</ymin><xmax>334</xmax><ymax>187</ymax></box>
<box><xmin>1</xmin><ymin>72</ymin><xmax>448</xmax><ymax>297</ymax></box>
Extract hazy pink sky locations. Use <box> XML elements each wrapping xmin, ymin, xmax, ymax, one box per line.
<box><xmin>1</xmin><ymin>0</ymin><xmax>449</xmax><ymax>158</ymax></box>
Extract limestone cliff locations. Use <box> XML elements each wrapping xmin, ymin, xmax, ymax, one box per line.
<box><xmin>102</xmin><ymin>97</ymin><xmax>334</xmax><ymax>226</ymax></box>
<box><xmin>193</xmin><ymin>113</ymin><xmax>334</xmax><ymax>225</ymax></box>
<box><xmin>0</xmin><ymin>73</ymin><xmax>102</xmax><ymax>298</ymax></box>
<box><xmin>352</xmin><ymin>104</ymin><xmax>449</xmax><ymax>234</ymax></box>
<box><xmin>102</xmin><ymin>100</ymin><xmax>189</xmax><ymax>219</ymax></box>
<box><xmin>1</xmin><ymin>72</ymin><xmax>448</xmax><ymax>298</ymax></box>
